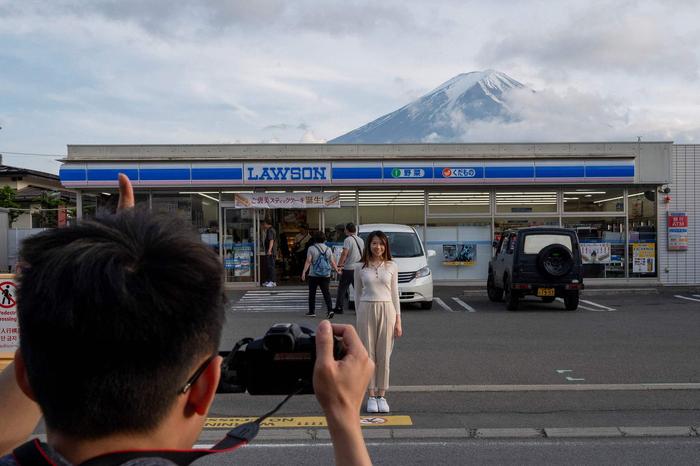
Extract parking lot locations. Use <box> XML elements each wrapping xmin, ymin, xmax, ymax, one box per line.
<box><xmin>216</xmin><ymin>285</ymin><xmax>700</xmax><ymax>416</ymax></box>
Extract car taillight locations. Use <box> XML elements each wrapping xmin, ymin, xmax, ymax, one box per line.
<box><xmin>565</xmin><ymin>283</ymin><xmax>582</xmax><ymax>290</ymax></box>
<box><xmin>513</xmin><ymin>283</ymin><xmax>531</xmax><ymax>290</ymax></box>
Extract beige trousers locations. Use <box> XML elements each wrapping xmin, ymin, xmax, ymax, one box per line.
<box><xmin>356</xmin><ymin>301</ymin><xmax>396</xmax><ymax>391</ymax></box>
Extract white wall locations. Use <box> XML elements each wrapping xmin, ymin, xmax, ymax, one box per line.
<box><xmin>660</xmin><ymin>145</ymin><xmax>699</xmax><ymax>284</ymax></box>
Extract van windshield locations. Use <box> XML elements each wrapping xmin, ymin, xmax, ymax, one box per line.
<box><xmin>359</xmin><ymin>231</ymin><xmax>424</xmax><ymax>258</ymax></box>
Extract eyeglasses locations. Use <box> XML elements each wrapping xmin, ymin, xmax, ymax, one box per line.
<box><xmin>179</xmin><ymin>355</ymin><xmax>217</xmax><ymax>395</ymax></box>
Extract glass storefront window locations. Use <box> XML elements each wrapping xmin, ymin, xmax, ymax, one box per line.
<box><xmin>563</xmin><ymin>188</ymin><xmax>625</xmax><ymax>213</ymax></box>
<box><xmin>425</xmin><ymin>218</ymin><xmax>492</xmax><ymax>281</ymax></box>
<box><xmin>496</xmin><ymin>190</ymin><xmax>557</xmax><ymax>214</ymax></box>
<box><xmin>563</xmin><ymin>217</ymin><xmax>626</xmax><ymax>278</ymax></box>
<box><xmin>358</xmin><ymin>190</ymin><xmax>424</xmax><ymax>225</ymax></box>
<box><xmin>223</xmin><ymin>208</ymin><xmax>255</xmax><ymax>283</ymax></box>
<box><xmin>81</xmin><ymin>191</ymin><xmax>148</xmax><ymax>217</ymax></box>
<box><xmin>494</xmin><ymin>217</ymin><xmax>560</xmax><ymax>243</ymax></box>
<box><xmin>153</xmin><ymin>192</ymin><xmax>219</xmax><ymax>255</ymax></box>
<box><xmin>220</xmin><ymin>191</ymin><xmax>254</xmax><ymax>203</ymax></box>
<box><xmin>323</xmin><ymin>190</ymin><xmax>357</xmax><ymax>249</ymax></box>
<box><xmin>428</xmin><ymin>191</ymin><xmax>490</xmax><ymax>215</ymax></box>
<box><xmin>628</xmin><ymin>188</ymin><xmax>658</xmax><ymax>278</ymax></box>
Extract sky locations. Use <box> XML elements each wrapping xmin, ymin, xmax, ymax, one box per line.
<box><xmin>1</xmin><ymin>0</ymin><xmax>699</xmax><ymax>174</ymax></box>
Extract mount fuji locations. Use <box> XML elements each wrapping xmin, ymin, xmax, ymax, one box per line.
<box><xmin>329</xmin><ymin>70</ymin><xmax>528</xmax><ymax>144</ymax></box>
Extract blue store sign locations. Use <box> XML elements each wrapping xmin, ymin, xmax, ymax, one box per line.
<box><xmin>59</xmin><ymin>159</ymin><xmax>636</xmax><ymax>187</ymax></box>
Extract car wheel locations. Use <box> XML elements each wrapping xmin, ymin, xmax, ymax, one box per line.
<box><xmin>420</xmin><ymin>301</ymin><xmax>433</xmax><ymax>310</ymax></box>
<box><xmin>564</xmin><ymin>291</ymin><xmax>579</xmax><ymax>310</ymax></box>
<box><xmin>504</xmin><ymin>276</ymin><xmax>519</xmax><ymax>311</ymax></box>
<box><xmin>487</xmin><ymin>273</ymin><xmax>503</xmax><ymax>302</ymax></box>
<box><xmin>537</xmin><ymin>244</ymin><xmax>574</xmax><ymax>278</ymax></box>
<box><xmin>542</xmin><ymin>296</ymin><xmax>556</xmax><ymax>303</ymax></box>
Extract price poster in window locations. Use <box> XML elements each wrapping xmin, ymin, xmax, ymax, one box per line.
<box><xmin>632</xmin><ymin>243</ymin><xmax>656</xmax><ymax>273</ymax></box>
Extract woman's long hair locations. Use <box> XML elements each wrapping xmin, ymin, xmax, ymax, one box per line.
<box><xmin>360</xmin><ymin>230</ymin><xmax>392</xmax><ymax>268</ymax></box>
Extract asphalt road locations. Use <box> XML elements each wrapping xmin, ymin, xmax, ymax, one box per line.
<box><xmin>200</xmin><ymin>285</ymin><xmax>700</xmax><ymax>463</ymax></box>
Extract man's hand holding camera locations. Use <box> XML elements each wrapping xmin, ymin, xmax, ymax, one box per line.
<box><xmin>314</xmin><ymin>320</ymin><xmax>373</xmax><ymax>466</ymax></box>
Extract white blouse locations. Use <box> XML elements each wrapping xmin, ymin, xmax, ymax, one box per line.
<box><xmin>353</xmin><ymin>260</ymin><xmax>401</xmax><ymax>315</ymax></box>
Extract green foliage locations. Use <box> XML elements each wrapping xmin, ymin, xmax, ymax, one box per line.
<box><xmin>0</xmin><ymin>185</ymin><xmax>21</xmax><ymax>225</ymax></box>
<box><xmin>33</xmin><ymin>191</ymin><xmax>63</xmax><ymax>228</ymax></box>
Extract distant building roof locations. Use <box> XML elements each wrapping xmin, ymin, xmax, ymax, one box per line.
<box><xmin>0</xmin><ymin>163</ymin><xmax>59</xmax><ymax>181</ymax></box>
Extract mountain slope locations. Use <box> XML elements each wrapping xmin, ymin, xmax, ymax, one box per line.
<box><xmin>329</xmin><ymin>70</ymin><xmax>526</xmax><ymax>144</ymax></box>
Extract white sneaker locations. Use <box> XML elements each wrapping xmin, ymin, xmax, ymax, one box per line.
<box><xmin>270</xmin><ymin>282</ymin><xmax>277</xmax><ymax>287</ymax></box>
<box><xmin>376</xmin><ymin>396</ymin><xmax>390</xmax><ymax>413</ymax></box>
<box><xmin>366</xmin><ymin>397</ymin><xmax>378</xmax><ymax>413</ymax></box>
<box><xmin>264</xmin><ymin>282</ymin><xmax>275</xmax><ymax>287</ymax></box>
<box><xmin>262</xmin><ymin>282</ymin><xmax>270</xmax><ymax>287</ymax></box>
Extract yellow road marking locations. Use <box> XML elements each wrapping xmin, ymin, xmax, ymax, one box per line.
<box><xmin>205</xmin><ymin>415</ymin><xmax>413</xmax><ymax>428</ymax></box>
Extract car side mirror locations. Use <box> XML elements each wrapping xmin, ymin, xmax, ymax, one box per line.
<box><xmin>427</xmin><ymin>249</ymin><xmax>436</xmax><ymax>258</ymax></box>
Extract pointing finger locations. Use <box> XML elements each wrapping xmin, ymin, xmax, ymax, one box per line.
<box><xmin>117</xmin><ymin>173</ymin><xmax>135</xmax><ymax>211</ymax></box>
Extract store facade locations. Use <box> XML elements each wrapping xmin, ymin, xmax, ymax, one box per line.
<box><xmin>59</xmin><ymin>142</ymin><xmax>672</xmax><ymax>286</ymax></box>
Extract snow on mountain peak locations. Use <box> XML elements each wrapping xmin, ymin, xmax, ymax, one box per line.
<box><xmin>431</xmin><ymin>69</ymin><xmax>523</xmax><ymax>102</ymax></box>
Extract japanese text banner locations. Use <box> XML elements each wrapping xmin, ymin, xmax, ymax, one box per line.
<box><xmin>234</xmin><ymin>193</ymin><xmax>341</xmax><ymax>209</ymax></box>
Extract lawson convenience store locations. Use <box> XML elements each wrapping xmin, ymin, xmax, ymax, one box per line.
<box><xmin>59</xmin><ymin>142</ymin><xmax>672</xmax><ymax>286</ymax></box>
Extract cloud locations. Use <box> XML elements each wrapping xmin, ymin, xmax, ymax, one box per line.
<box><xmin>441</xmin><ymin>86</ymin><xmax>700</xmax><ymax>143</ymax></box>
<box><xmin>478</xmin><ymin>1</ymin><xmax>700</xmax><ymax>80</ymax></box>
<box><xmin>299</xmin><ymin>129</ymin><xmax>326</xmax><ymax>143</ymax></box>
<box><xmin>8</xmin><ymin>0</ymin><xmax>419</xmax><ymax>40</ymax></box>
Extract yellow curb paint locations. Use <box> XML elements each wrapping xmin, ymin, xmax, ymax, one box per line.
<box><xmin>205</xmin><ymin>415</ymin><xmax>413</xmax><ymax>428</ymax></box>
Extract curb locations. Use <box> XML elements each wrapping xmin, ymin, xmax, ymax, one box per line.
<box><xmin>196</xmin><ymin>426</ymin><xmax>700</xmax><ymax>443</ymax></box>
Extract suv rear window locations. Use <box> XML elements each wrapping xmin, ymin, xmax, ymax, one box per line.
<box><xmin>523</xmin><ymin>234</ymin><xmax>573</xmax><ymax>254</ymax></box>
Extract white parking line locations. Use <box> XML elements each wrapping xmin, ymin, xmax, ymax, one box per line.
<box><xmin>434</xmin><ymin>297</ymin><xmax>455</xmax><ymax>312</ymax></box>
<box><xmin>451</xmin><ymin>297</ymin><xmax>476</xmax><ymax>312</ymax></box>
<box><xmin>675</xmin><ymin>295</ymin><xmax>700</xmax><ymax>303</ymax></box>
<box><xmin>580</xmin><ymin>299</ymin><xmax>616</xmax><ymax>311</ymax></box>
<box><xmin>555</xmin><ymin>298</ymin><xmax>599</xmax><ymax>311</ymax></box>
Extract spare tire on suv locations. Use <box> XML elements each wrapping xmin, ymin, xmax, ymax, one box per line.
<box><xmin>537</xmin><ymin>244</ymin><xmax>574</xmax><ymax>278</ymax></box>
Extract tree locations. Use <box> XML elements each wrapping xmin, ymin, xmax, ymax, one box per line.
<box><xmin>0</xmin><ymin>186</ymin><xmax>21</xmax><ymax>226</ymax></box>
<box><xmin>33</xmin><ymin>191</ymin><xmax>62</xmax><ymax>228</ymax></box>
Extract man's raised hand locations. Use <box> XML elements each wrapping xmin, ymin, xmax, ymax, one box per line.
<box><xmin>117</xmin><ymin>173</ymin><xmax>135</xmax><ymax>211</ymax></box>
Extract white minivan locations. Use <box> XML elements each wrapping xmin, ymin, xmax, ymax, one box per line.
<box><xmin>348</xmin><ymin>224</ymin><xmax>435</xmax><ymax>310</ymax></box>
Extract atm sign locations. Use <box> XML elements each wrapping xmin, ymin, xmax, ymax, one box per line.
<box><xmin>669</xmin><ymin>214</ymin><xmax>688</xmax><ymax>228</ymax></box>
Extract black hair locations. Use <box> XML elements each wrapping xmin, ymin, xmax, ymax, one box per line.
<box><xmin>312</xmin><ymin>230</ymin><xmax>326</xmax><ymax>243</ymax></box>
<box><xmin>360</xmin><ymin>230</ymin><xmax>392</xmax><ymax>267</ymax></box>
<box><xmin>17</xmin><ymin>208</ymin><xmax>225</xmax><ymax>438</ymax></box>
<box><xmin>345</xmin><ymin>222</ymin><xmax>356</xmax><ymax>233</ymax></box>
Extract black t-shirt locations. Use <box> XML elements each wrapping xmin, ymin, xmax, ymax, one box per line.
<box><xmin>264</xmin><ymin>227</ymin><xmax>277</xmax><ymax>254</ymax></box>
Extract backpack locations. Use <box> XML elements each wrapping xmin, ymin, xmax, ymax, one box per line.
<box><xmin>311</xmin><ymin>244</ymin><xmax>332</xmax><ymax>277</ymax></box>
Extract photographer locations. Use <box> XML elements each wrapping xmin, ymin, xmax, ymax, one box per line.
<box><xmin>0</xmin><ymin>175</ymin><xmax>373</xmax><ymax>466</ymax></box>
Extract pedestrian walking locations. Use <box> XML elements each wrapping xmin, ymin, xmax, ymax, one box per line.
<box><xmin>333</xmin><ymin>222</ymin><xmax>364</xmax><ymax>314</ymax></box>
<box><xmin>261</xmin><ymin>218</ymin><xmax>277</xmax><ymax>287</ymax></box>
<box><xmin>354</xmin><ymin>230</ymin><xmax>402</xmax><ymax>414</ymax></box>
<box><xmin>301</xmin><ymin>230</ymin><xmax>339</xmax><ymax>318</ymax></box>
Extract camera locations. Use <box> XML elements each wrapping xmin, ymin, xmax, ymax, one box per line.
<box><xmin>217</xmin><ymin>323</ymin><xmax>345</xmax><ymax>395</ymax></box>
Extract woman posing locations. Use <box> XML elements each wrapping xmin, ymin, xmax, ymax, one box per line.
<box><xmin>354</xmin><ymin>230</ymin><xmax>402</xmax><ymax>413</ymax></box>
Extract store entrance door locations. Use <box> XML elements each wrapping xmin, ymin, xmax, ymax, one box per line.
<box><xmin>264</xmin><ymin>208</ymin><xmax>321</xmax><ymax>285</ymax></box>
<box><xmin>222</xmin><ymin>207</ymin><xmax>256</xmax><ymax>283</ymax></box>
